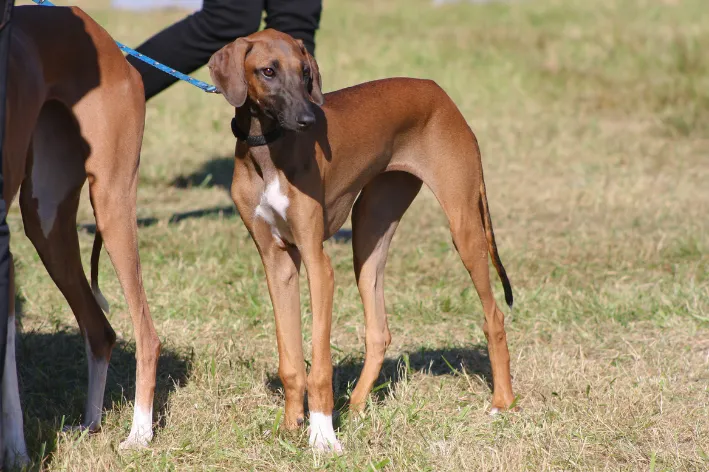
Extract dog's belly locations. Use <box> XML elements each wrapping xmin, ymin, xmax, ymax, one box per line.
<box><xmin>254</xmin><ymin>179</ymin><xmax>294</xmax><ymax>247</ymax></box>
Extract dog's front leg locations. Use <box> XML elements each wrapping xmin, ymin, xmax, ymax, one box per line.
<box><xmin>299</xmin><ymin>241</ymin><xmax>341</xmax><ymax>453</ymax></box>
<box><xmin>257</xmin><ymin>238</ymin><xmax>308</xmax><ymax>430</ymax></box>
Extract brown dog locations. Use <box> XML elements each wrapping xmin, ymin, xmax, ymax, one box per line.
<box><xmin>209</xmin><ymin>29</ymin><xmax>515</xmax><ymax>452</ymax></box>
<box><xmin>2</xmin><ymin>6</ymin><xmax>160</xmax><ymax>465</ymax></box>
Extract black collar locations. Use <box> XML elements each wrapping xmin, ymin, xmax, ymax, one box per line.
<box><xmin>231</xmin><ymin>118</ymin><xmax>283</xmax><ymax>146</ymax></box>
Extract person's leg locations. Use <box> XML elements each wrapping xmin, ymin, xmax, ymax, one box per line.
<box><xmin>0</xmin><ymin>0</ymin><xmax>15</xmax><ymax>462</ymax></box>
<box><xmin>0</xmin><ymin>0</ymin><xmax>15</xmax><ymax>401</ymax></box>
<box><xmin>127</xmin><ymin>0</ymin><xmax>264</xmax><ymax>100</ymax></box>
<box><xmin>264</xmin><ymin>0</ymin><xmax>321</xmax><ymax>56</ymax></box>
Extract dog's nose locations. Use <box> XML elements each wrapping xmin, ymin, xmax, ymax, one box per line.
<box><xmin>296</xmin><ymin>112</ymin><xmax>316</xmax><ymax>130</ymax></box>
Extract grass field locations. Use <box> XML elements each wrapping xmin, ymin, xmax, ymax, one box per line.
<box><xmin>10</xmin><ymin>0</ymin><xmax>709</xmax><ymax>470</ymax></box>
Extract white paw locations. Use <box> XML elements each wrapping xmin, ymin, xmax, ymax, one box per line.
<box><xmin>118</xmin><ymin>432</ymin><xmax>151</xmax><ymax>450</ymax></box>
<box><xmin>308</xmin><ymin>412</ymin><xmax>343</xmax><ymax>454</ymax></box>
<box><xmin>489</xmin><ymin>407</ymin><xmax>501</xmax><ymax>416</ymax></box>
<box><xmin>119</xmin><ymin>404</ymin><xmax>153</xmax><ymax>450</ymax></box>
<box><xmin>310</xmin><ymin>435</ymin><xmax>343</xmax><ymax>454</ymax></box>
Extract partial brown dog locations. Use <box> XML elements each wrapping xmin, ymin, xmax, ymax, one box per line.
<box><xmin>209</xmin><ymin>29</ymin><xmax>515</xmax><ymax>452</ymax></box>
<box><xmin>2</xmin><ymin>6</ymin><xmax>160</xmax><ymax>465</ymax></box>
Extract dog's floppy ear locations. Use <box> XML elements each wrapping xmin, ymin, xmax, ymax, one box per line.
<box><xmin>208</xmin><ymin>38</ymin><xmax>253</xmax><ymax>108</ymax></box>
<box><xmin>297</xmin><ymin>40</ymin><xmax>324</xmax><ymax>106</ymax></box>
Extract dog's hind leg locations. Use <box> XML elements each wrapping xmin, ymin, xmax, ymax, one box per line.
<box><xmin>448</xmin><ymin>195</ymin><xmax>514</xmax><ymax>411</ymax></box>
<box><xmin>349</xmin><ymin>171</ymin><xmax>422</xmax><ymax>411</ymax></box>
<box><xmin>90</xmin><ymin>188</ymin><xmax>159</xmax><ymax>449</ymax></box>
<box><xmin>422</xmin><ymin>152</ymin><xmax>515</xmax><ymax>412</ymax></box>
<box><xmin>20</xmin><ymin>101</ymin><xmax>117</xmax><ymax>433</ymax></box>
<box><xmin>78</xmin><ymin>84</ymin><xmax>160</xmax><ymax>449</ymax></box>
<box><xmin>20</xmin><ymin>197</ymin><xmax>113</xmax><ymax>438</ymax></box>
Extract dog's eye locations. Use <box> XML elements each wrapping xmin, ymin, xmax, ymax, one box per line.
<box><xmin>303</xmin><ymin>66</ymin><xmax>310</xmax><ymax>80</ymax></box>
<box><xmin>262</xmin><ymin>68</ymin><xmax>275</xmax><ymax>78</ymax></box>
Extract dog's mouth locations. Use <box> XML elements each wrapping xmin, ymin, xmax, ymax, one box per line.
<box><xmin>268</xmin><ymin>110</ymin><xmax>295</xmax><ymax>132</ymax></box>
<box><xmin>276</xmin><ymin>115</ymin><xmax>315</xmax><ymax>132</ymax></box>
<box><xmin>262</xmin><ymin>102</ymin><xmax>315</xmax><ymax>132</ymax></box>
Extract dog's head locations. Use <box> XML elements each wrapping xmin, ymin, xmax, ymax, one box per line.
<box><xmin>208</xmin><ymin>29</ymin><xmax>324</xmax><ymax>132</ymax></box>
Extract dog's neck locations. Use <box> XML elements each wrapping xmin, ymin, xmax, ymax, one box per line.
<box><xmin>231</xmin><ymin>104</ymin><xmax>283</xmax><ymax>147</ymax></box>
<box><xmin>232</xmin><ymin>104</ymin><xmax>288</xmax><ymax>182</ymax></box>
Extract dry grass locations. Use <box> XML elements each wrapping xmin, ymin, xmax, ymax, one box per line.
<box><xmin>9</xmin><ymin>0</ymin><xmax>709</xmax><ymax>470</ymax></box>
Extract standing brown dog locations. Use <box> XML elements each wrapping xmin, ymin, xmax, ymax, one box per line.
<box><xmin>2</xmin><ymin>6</ymin><xmax>160</xmax><ymax>465</ymax></box>
<box><xmin>209</xmin><ymin>29</ymin><xmax>515</xmax><ymax>452</ymax></box>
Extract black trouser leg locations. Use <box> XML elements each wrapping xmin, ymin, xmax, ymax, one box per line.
<box><xmin>0</xmin><ymin>0</ymin><xmax>15</xmax><ymax>404</ymax></box>
<box><xmin>128</xmin><ymin>0</ymin><xmax>264</xmax><ymax>99</ymax></box>
<box><xmin>128</xmin><ymin>0</ymin><xmax>322</xmax><ymax>101</ymax></box>
<box><xmin>264</xmin><ymin>0</ymin><xmax>321</xmax><ymax>56</ymax></box>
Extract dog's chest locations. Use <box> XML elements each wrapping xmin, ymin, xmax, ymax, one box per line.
<box><xmin>254</xmin><ymin>179</ymin><xmax>294</xmax><ymax>247</ymax></box>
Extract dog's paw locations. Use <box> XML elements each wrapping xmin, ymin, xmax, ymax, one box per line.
<box><xmin>489</xmin><ymin>404</ymin><xmax>522</xmax><ymax>416</ymax></box>
<box><xmin>119</xmin><ymin>433</ymin><xmax>152</xmax><ymax>451</ymax></box>
<box><xmin>310</xmin><ymin>434</ymin><xmax>343</xmax><ymax>454</ymax></box>
<box><xmin>119</xmin><ymin>406</ymin><xmax>154</xmax><ymax>450</ymax></box>
<box><xmin>308</xmin><ymin>412</ymin><xmax>343</xmax><ymax>454</ymax></box>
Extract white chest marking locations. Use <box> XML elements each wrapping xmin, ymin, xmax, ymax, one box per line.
<box><xmin>254</xmin><ymin>179</ymin><xmax>293</xmax><ymax>245</ymax></box>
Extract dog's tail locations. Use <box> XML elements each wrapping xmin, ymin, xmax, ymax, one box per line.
<box><xmin>91</xmin><ymin>231</ymin><xmax>110</xmax><ymax>314</ymax></box>
<box><xmin>479</xmin><ymin>180</ymin><xmax>514</xmax><ymax>309</ymax></box>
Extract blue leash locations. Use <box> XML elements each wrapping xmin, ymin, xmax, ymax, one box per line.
<box><xmin>30</xmin><ymin>0</ymin><xmax>219</xmax><ymax>94</ymax></box>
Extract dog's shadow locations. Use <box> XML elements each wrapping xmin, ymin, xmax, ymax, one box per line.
<box><xmin>166</xmin><ymin>157</ymin><xmax>353</xmax><ymax>242</ymax></box>
<box><xmin>266</xmin><ymin>344</ymin><xmax>493</xmax><ymax>413</ymax></box>
<box><xmin>171</xmin><ymin>156</ymin><xmax>234</xmax><ymax>192</ymax></box>
<box><xmin>13</xmin><ymin>295</ymin><xmax>192</xmax><ymax>466</ymax></box>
